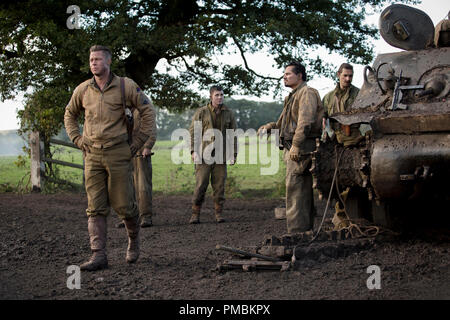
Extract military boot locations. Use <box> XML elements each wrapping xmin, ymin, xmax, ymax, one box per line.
<box><xmin>332</xmin><ymin>201</ymin><xmax>349</xmax><ymax>230</ymax></box>
<box><xmin>214</xmin><ymin>203</ymin><xmax>225</xmax><ymax>223</ymax></box>
<box><xmin>123</xmin><ymin>216</ymin><xmax>140</xmax><ymax>263</ymax></box>
<box><xmin>189</xmin><ymin>205</ymin><xmax>201</xmax><ymax>224</ymax></box>
<box><xmin>80</xmin><ymin>215</ymin><xmax>108</xmax><ymax>271</ymax></box>
<box><xmin>140</xmin><ymin>215</ymin><xmax>153</xmax><ymax>228</ymax></box>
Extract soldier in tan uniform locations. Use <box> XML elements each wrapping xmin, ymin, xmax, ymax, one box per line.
<box><xmin>188</xmin><ymin>85</ymin><xmax>238</xmax><ymax>224</ymax></box>
<box><xmin>64</xmin><ymin>45</ymin><xmax>155</xmax><ymax>271</ymax></box>
<box><xmin>322</xmin><ymin>63</ymin><xmax>363</xmax><ymax>229</ymax></box>
<box><xmin>258</xmin><ymin>62</ymin><xmax>324</xmax><ymax>234</ymax></box>
<box><xmin>116</xmin><ymin>108</ymin><xmax>157</xmax><ymax>229</ymax></box>
<box><xmin>434</xmin><ymin>12</ymin><xmax>450</xmax><ymax>47</ymax></box>
<box><xmin>322</xmin><ymin>63</ymin><xmax>361</xmax><ymax>147</ymax></box>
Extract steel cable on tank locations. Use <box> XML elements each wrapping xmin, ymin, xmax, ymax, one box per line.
<box><xmin>335</xmin><ymin>152</ymin><xmax>380</xmax><ymax>238</ymax></box>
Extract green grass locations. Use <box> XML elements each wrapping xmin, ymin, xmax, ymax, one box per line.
<box><xmin>0</xmin><ymin>156</ymin><xmax>31</xmax><ymax>192</ymax></box>
<box><xmin>0</xmin><ymin>137</ymin><xmax>286</xmax><ymax>197</ymax></box>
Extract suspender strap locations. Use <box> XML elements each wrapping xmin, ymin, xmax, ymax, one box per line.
<box><xmin>120</xmin><ymin>77</ymin><xmax>126</xmax><ymax>110</ymax></box>
<box><xmin>120</xmin><ymin>77</ymin><xmax>133</xmax><ymax>144</ymax></box>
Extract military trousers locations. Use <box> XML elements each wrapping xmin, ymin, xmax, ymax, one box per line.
<box><xmin>132</xmin><ymin>156</ymin><xmax>153</xmax><ymax>218</ymax></box>
<box><xmin>192</xmin><ymin>163</ymin><xmax>227</xmax><ymax>207</ymax></box>
<box><xmin>284</xmin><ymin>149</ymin><xmax>315</xmax><ymax>234</ymax></box>
<box><xmin>84</xmin><ymin>141</ymin><xmax>138</xmax><ymax>220</ymax></box>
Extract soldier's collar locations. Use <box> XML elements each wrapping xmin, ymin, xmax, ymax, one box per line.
<box><xmin>289</xmin><ymin>81</ymin><xmax>306</xmax><ymax>96</ymax></box>
<box><xmin>90</xmin><ymin>72</ymin><xmax>116</xmax><ymax>89</ymax></box>
<box><xmin>208</xmin><ymin>102</ymin><xmax>225</xmax><ymax>112</ymax></box>
<box><xmin>335</xmin><ymin>83</ymin><xmax>351</xmax><ymax>95</ymax></box>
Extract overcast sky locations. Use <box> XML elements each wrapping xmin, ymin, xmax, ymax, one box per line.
<box><xmin>0</xmin><ymin>0</ymin><xmax>448</xmax><ymax>131</ymax></box>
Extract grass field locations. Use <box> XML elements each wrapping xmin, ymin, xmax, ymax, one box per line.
<box><xmin>0</xmin><ymin>137</ymin><xmax>286</xmax><ymax>198</ymax></box>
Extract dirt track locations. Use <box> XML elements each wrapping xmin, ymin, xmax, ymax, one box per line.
<box><xmin>0</xmin><ymin>192</ymin><xmax>449</xmax><ymax>300</ymax></box>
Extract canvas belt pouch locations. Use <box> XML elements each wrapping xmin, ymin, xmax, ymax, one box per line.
<box><xmin>294</xmin><ymin>155</ymin><xmax>312</xmax><ymax>175</ymax></box>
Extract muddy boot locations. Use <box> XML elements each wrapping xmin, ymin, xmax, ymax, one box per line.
<box><xmin>332</xmin><ymin>201</ymin><xmax>349</xmax><ymax>231</ymax></box>
<box><xmin>80</xmin><ymin>215</ymin><xmax>108</xmax><ymax>271</ymax></box>
<box><xmin>189</xmin><ymin>205</ymin><xmax>201</xmax><ymax>224</ymax></box>
<box><xmin>123</xmin><ymin>216</ymin><xmax>140</xmax><ymax>263</ymax></box>
<box><xmin>140</xmin><ymin>215</ymin><xmax>153</xmax><ymax>228</ymax></box>
<box><xmin>214</xmin><ymin>203</ymin><xmax>225</xmax><ymax>223</ymax></box>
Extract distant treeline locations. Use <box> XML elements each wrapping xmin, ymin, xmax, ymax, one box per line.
<box><xmin>0</xmin><ymin>130</ymin><xmax>27</xmax><ymax>156</ymax></box>
<box><xmin>156</xmin><ymin>98</ymin><xmax>283</xmax><ymax>140</ymax></box>
<box><xmin>0</xmin><ymin>99</ymin><xmax>283</xmax><ymax>155</ymax></box>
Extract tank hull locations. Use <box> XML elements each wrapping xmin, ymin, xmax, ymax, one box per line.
<box><xmin>371</xmin><ymin>133</ymin><xmax>450</xmax><ymax>200</ymax></box>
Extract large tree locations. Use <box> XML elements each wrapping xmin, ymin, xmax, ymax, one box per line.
<box><xmin>1</xmin><ymin>0</ymin><xmax>416</xmax><ymax>141</ymax></box>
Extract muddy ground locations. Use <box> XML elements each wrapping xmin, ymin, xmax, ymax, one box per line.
<box><xmin>0</xmin><ymin>192</ymin><xmax>449</xmax><ymax>301</ymax></box>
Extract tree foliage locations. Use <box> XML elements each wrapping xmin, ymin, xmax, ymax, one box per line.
<box><xmin>1</xmin><ymin>0</ymin><xmax>417</xmax><ymax>143</ymax></box>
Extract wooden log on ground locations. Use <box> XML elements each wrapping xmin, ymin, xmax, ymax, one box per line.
<box><xmin>217</xmin><ymin>259</ymin><xmax>291</xmax><ymax>272</ymax></box>
<box><xmin>215</xmin><ymin>245</ymin><xmax>280</xmax><ymax>262</ymax></box>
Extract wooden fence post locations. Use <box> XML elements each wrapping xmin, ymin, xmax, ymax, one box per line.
<box><xmin>30</xmin><ymin>131</ymin><xmax>45</xmax><ymax>192</ymax></box>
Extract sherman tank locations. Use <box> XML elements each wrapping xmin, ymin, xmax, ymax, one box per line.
<box><xmin>311</xmin><ymin>4</ymin><xmax>450</xmax><ymax>227</ymax></box>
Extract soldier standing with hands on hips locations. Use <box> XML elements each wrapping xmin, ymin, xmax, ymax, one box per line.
<box><xmin>64</xmin><ymin>45</ymin><xmax>155</xmax><ymax>271</ymax></box>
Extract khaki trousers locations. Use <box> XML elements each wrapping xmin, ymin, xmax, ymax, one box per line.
<box><xmin>192</xmin><ymin>163</ymin><xmax>227</xmax><ymax>207</ymax></box>
<box><xmin>132</xmin><ymin>156</ymin><xmax>153</xmax><ymax>217</ymax></box>
<box><xmin>284</xmin><ymin>149</ymin><xmax>314</xmax><ymax>233</ymax></box>
<box><xmin>84</xmin><ymin>142</ymin><xmax>138</xmax><ymax>220</ymax></box>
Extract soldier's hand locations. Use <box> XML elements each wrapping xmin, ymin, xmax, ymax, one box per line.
<box><xmin>229</xmin><ymin>154</ymin><xmax>237</xmax><ymax>166</ymax></box>
<box><xmin>257</xmin><ymin>124</ymin><xmax>270</xmax><ymax>137</ymax></box>
<box><xmin>74</xmin><ymin>136</ymin><xmax>90</xmax><ymax>154</ymax></box>
<box><xmin>289</xmin><ymin>145</ymin><xmax>300</xmax><ymax>162</ymax></box>
<box><xmin>191</xmin><ymin>151</ymin><xmax>200</xmax><ymax>163</ymax></box>
<box><xmin>142</xmin><ymin>147</ymin><xmax>152</xmax><ymax>158</ymax></box>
